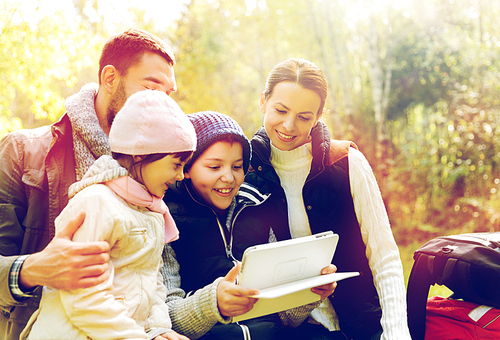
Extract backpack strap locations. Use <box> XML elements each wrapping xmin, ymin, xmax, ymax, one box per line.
<box><xmin>327</xmin><ymin>140</ymin><xmax>358</xmax><ymax>166</ymax></box>
<box><xmin>407</xmin><ymin>253</ymin><xmax>436</xmax><ymax>340</ymax></box>
<box><xmin>450</xmin><ymin>261</ymin><xmax>477</xmax><ymax>302</ymax></box>
<box><xmin>440</xmin><ymin>258</ymin><xmax>458</xmax><ymax>285</ymax></box>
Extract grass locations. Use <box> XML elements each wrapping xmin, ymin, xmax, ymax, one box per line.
<box><xmin>389</xmin><ymin>194</ymin><xmax>500</xmax><ymax>299</ymax></box>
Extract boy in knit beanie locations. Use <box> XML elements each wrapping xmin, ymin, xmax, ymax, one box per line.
<box><xmin>161</xmin><ymin>111</ymin><xmax>319</xmax><ymax>340</ymax></box>
<box><xmin>182</xmin><ymin>111</ymin><xmax>251</xmax><ymax>215</ymax></box>
<box><xmin>185</xmin><ymin>111</ymin><xmax>251</xmax><ymax>173</ymax></box>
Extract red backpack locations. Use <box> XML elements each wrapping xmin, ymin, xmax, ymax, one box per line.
<box><xmin>425</xmin><ymin>296</ymin><xmax>500</xmax><ymax>340</ymax></box>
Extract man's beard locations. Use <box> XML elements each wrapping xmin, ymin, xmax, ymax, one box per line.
<box><xmin>106</xmin><ymin>81</ymin><xmax>127</xmax><ymax>129</ymax></box>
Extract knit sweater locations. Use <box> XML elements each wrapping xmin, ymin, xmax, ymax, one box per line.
<box><xmin>270</xmin><ymin>143</ymin><xmax>313</xmax><ymax>238</ymax></box>
<box><xmin>271</xmin><ymin>145</ymin><xmax>411</xmax><ymax>339</ymax></box>
<box><xmin>348</xmin><ymin>148</ymin><xmax>411</xmax><ymax>340</ymax></box>
<box><xmin>270</xmin><ymin>143</ymin><xmax>340</xmax><ymax>331</ymax></box>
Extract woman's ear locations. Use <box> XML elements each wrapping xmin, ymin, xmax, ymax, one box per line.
<box><xmin>259</xmin><ymin>92</ymin><xmax>266</xmax><ymax>114</ymax></box>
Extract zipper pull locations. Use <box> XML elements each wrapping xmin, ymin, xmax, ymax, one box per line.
<box><xmin>142</xmin><ymin>230</ymin><xmax>146</xmax><ymax>242</ymax></box>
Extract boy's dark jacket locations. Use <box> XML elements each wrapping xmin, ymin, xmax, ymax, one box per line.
<box><xmin>163</xmin><ymin>178</ymin><xmax>313</xmax><ymax>340</ymax></box>
<box><xmin>244</xmin><ymin>121</ymin><xmax>383</xmax><ymax>340</ymax></box>
<box><xmin>164</xmin><ymin>179</ymin><xmax>288</xmax><ymax>294</ymax></box>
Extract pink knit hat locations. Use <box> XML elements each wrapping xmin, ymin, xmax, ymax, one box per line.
<box><xmin>109</xmin><ymin>90</ymin><xmax>196</xmax><ymax>155</ymax></box>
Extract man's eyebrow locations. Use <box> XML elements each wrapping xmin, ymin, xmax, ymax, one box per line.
<box><xmin>144</xmin><ymin>76</ymin><xmax>162</xmax><ymax>84</ymax></box>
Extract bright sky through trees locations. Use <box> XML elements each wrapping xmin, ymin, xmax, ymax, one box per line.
<box><xmin>10</xmin><ymin>0</ymin><xmax>189</xmax><ymax>31</ymax></box>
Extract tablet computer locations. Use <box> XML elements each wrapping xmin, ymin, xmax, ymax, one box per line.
<box><xmin>233</xmin><ymin>231</ymin><xmax>359</xmax><ymax>322</ymax></box>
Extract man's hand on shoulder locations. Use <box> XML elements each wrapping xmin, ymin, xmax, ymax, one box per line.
<box><xmin>19</xmin><ymin>211</ymin><xmax>110</xmax><ymax>291</ymax></box>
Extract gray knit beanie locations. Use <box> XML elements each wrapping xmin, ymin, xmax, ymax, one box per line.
<box><xmin>186</xmin><ymin>111</ymin><xmax>251</xmax><ymax>173</ymax></box>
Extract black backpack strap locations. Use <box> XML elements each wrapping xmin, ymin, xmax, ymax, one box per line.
<box><xmin>407</xmin><ymin>253</ymin><xmax>436</xmax><ymax>340</ymax></box>
<box><xmin>449</xmin><ymin>260</ymin><xmax>476</xmax><ymax>302</ymax></box>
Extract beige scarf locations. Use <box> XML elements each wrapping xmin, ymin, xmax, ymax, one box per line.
<box><xmin>65</xmin><ymin>83</ymin><xmax>111</xmax><ymax>180</ymax></box>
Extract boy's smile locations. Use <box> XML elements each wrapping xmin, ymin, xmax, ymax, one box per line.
<box><xmin>185</xmin><ymin>140</ymin><xmax>245</xmax><ymax>215</ymax></box>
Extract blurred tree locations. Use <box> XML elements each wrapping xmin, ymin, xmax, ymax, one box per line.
<box><xmin>388</xmin><ymin>0</ymin><xmax>500</xmax><ymax>240</ymax></box>
<box><xmin>170</xmin><ymin>0</ymin><xmax>320</xmax><ymax>137</ymax></box>
<box><xmin>5</xmin><ymin>0</ymin><xmax>500</xmax><ymax>239</ymax></box>
<box><xmin>73</xmin><ymin>0</ymin><xmax>107</xmax><ymax>34</ymax></box>
<box><xmin>0</xmin><ymin>1</ymin><xmax>102</xmax><ymax>138</ymax></box>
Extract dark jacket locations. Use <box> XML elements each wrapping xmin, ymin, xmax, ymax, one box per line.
<box><xmin>244</xmin><ymin>122</ymin><xmax>383</xmax><ymax>340</ymax></box>
<box><xmin>0</xmin><ymin>114</ymin><xmax>76</xmax><ymax>340</ymax></box>
<box><xmin>164</xmin><ymin>179</ymin><xmax>288</xmax><ymax>294</ymax></box>
<box><xmin>163</xmin><ymin>180</ymin><xmax>301</xmax><ymax>340</ymax></box>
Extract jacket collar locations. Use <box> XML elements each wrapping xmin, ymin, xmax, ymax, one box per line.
<box><xmin>174</xmin><ymin>179</ymin><xmax>269</xmax><ymax>212</ymax></box>
<box><xmin>173</xmin><ymin>179</ymin><xmax>271</xmax><ymax>258</ymax></box>
<box><xmin>68</xmin><ymin>155</ymin><xmax>128</xmax><ymax>198</ymax></box>
<box><xmin>50</xmin><ymin>113</ymin><xmax>73</xmax><ymax>148</ymax></box>
<box><xmin>310</xmin><ymin>120</ymin><xmax>331</xmax><ymax>176</ymax></box>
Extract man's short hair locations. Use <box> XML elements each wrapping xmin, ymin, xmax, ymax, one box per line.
<box><xmin>98</xmin><ymin>28</ymin><xmax>175</xmax><ymax>84</ymax></box>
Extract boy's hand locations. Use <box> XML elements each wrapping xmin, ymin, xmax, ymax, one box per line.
<box><xmin>217</xmin><ymin>262</ymin><xmax>260</xmax><ymax>316</ymax></box>
<box><xmin>19</xmin><ymin>211</ymin><xmax>111</xmax><ymax>291</ymax></box>
<box><xmin>154</xmin><ymin>331</ymin><xmax>189</xmax><ymax>340</ymax></box>
<box><xmin>310</xmin><ymin>264</ymin><xmax>338</xmax><ymax>300</ymax></box>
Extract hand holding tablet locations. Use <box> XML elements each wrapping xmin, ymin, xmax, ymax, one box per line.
<box><xmin>233</xmin><ymin>231</ymin><xmax>359</xmax><ymax>322</ymax></box>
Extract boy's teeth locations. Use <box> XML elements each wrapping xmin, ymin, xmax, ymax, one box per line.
<box><xmin>216</xmin><ymin>188</ymin><xmax>231</xmax><ymax>193</ymax></box>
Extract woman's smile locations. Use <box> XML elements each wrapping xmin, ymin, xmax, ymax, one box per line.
<box><xmin>276</xmin><ymin>130</ymin><xmax>296</xmax><ymax>142</ymax></box>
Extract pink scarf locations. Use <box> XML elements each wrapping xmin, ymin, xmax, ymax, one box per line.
<box><xmin>105</xmin><ymin>176</ymin><xmax>179</xmax><ymax>243</ymax></box>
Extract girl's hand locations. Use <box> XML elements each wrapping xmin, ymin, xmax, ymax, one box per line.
<box><xmin>154</xmin><ymin>331</ymin><xmax>189</xmax><ymax>340</ymax></box>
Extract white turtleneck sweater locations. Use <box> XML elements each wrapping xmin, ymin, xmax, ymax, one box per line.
<box><xmin>270</xmin><ymin>142</ymin><xmax>411</xmax><ymax>340</ymax></box>
<box><xmin>270</xmin><ymin>143</ymin><xmax>313</xmax><ymax>239</ymax></box>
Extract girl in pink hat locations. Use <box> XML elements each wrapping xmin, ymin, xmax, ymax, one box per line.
<box><xmin>22</xmin><ymin>90</ymin><xmax>196</xmax><ymax>340</ymax></box>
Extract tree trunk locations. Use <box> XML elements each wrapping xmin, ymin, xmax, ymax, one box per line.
<box><xmin>366</xmin><ymin>10</ymin><xmax>389</xmax><ymax>166</ymax></box>
<box><xmin>307</xmin><ymin>0</ymin><xmax>345</xmax><ymax>139</ymax></box>
<box><xmin>325</xmin><ymin>1</ymin><xmax>354</xmax><ymax>126</ymax></box>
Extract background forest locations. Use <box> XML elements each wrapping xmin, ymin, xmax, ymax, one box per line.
<box><xmin>2</xmin><ymin>0</ymin><xmax>499</xmax><ymax>294</ymax></box>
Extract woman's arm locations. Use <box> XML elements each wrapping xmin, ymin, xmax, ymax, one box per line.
<box><xmin>277</xmin><ymin>263</ymin><xmax>336</xmax><ymax>327</ymax></box>
<box><xmin>349</xmin><ymin>148</ymin><xmax>411</xmax><ymax>340</ymax></box>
